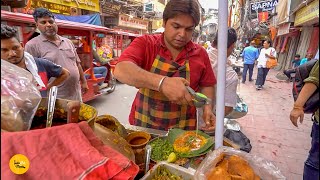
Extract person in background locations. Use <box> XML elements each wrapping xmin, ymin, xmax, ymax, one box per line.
<box><xmin>203</xmin><ymin>28</ymin><xmax>238</xmax><ymax>123</ymax></box>
<box><xmin>1</xmin><ymin>24</ymin><xmax>69</xmax><ymax>97</ymax></box>
<box><xmin>114</xmin><ymin>0</ymin><xmax>216</xmax><ymax>131</ymax></box>
<box><xmin>92</xmin><ymin>49</ymin><xmax>109</xmax><ymax>89</ymax></box>
<box><xmin>25</xmin><ymin>8</ymin><xmax>88</xmax><ymax>101</ymax></box>
<box><xmin>255</xmin><ymin>40</ymin><xmax>277</xmax><ymax>90</ymax></box>
<box><xmin>300</xmin><ymin>53</ymin><xmax>314</xmax><ymax>65</ymax></box>
<box><xmin>290</xmin><ymin>60</ymin><xmax>319</xmax><ymax>180</ymax></box>
<box><xmin>241</xmin><ymin>40</ymin><xmax>259</xmax><ymax>83</ymax></box>
<box><xmin>283</xmin><ymin>54</ymin><xmax>301</xmax><ymax>81</ymax></box>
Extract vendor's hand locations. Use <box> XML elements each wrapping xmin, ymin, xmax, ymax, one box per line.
<box><xmin>160</xmin><ymin>77</ymin><xmax>193</xmax><ymax>106</ymax></box>
<box><xmin>81</xmin><ymin>81</ymin><xmax>89</xmax><ymax>94</ymax></box>
<box><xmin>290</xmin><ymin>106</ymin><xmax>304</xmax><ymax>127</ymax></box>
<box><xmin>200</xmin><ymin>105</ymin><xmax>216</xmax><ymax>130</ymax></box>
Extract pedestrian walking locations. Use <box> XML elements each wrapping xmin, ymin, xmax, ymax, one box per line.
<box><xmin>241</xmin><ymin>40</ymin><xmax>259</xmax><ymax>83</ymax></box>
<box><xmin>114</xmin><ymin>0</ymin><xmax>216</xmax><ymax>131</ymax></box>
<box><xmin>290</xmin><ymin>60</ymin><xmax>319</xmax><ymax>180</ymax></box>
<box><xmin>255</xmin><ymin>40</ymin><xmax>277</xmax><ymax>90</ymax></box>
<box><xmin>25</xmin><ymin>8</ymin><xmax>88</xmax><ymax>101</ymax></box>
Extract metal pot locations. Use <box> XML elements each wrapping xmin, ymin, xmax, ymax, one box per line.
<box><xmin>35</xmin><ymin>98</ymin><xmax>97</xmax><ymax>127</ymax></box>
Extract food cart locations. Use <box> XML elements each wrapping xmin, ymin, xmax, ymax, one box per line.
<box><xmin>1</xmin><ymin>2</ymin><xmax>285</xmax><ymax>177</ymax></box>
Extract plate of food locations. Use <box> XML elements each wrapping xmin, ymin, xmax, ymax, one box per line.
<box><xmin>148</xmin><ymin>129</ymin><xmax>214</xmax><ymax>165</ymax></box>
<box><xmin>168</xmin><ymin>128</ymin><xmax>214</xmax><ymax>158</ymax></box>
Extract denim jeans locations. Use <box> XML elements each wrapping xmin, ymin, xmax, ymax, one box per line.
<box><xmin>255</xmin><ymin>67</ymin><xmax>270</xmax><ymax>86</ymax></box>
<box><xmin>303</xmin><ymin>121</ymin><xmax>319</xmax><ymax>180</ymax></box>
<box><xmin>242</xmin><ymin>64</ymin><xmax>254</xmax><ymax>82</ymax></box>
<box><xmin>94</xmin><ymin>66</ymin><xmax>108</xmax><ymax>85</ymax></box>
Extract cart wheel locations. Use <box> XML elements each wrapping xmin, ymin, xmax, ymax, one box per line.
<box><xmin>107</xmin><ymin>71</ymin><xmax>116</xmax><ymax>93</ymax></box>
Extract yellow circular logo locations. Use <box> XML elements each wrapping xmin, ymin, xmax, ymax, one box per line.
<box><xmin>9</xmin><ymin>154</ymin><xmax>30</xmax><ymax>174</ymax></box>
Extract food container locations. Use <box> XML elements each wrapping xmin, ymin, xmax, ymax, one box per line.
<box><xmin>141</xmin><ymin>161</ymin><xmax>195</xmax><ymax>180</ymax></box>
<box><xmin>32</xmin><ymin>98</ymin><xmax>97</xmax><ymax>129</ymax></box>
<box><xmin>125</xmin><ymin>131</ymin><xmax>151</xmax><ymax>165</ymax></box>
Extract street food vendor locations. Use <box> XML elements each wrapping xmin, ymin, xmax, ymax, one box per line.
<box><xmin>114</xmin><ymin>0</ymin><xmax>217</xmax><ymax>130</ymax></box>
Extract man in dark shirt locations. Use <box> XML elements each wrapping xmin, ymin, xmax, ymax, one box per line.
<box><xmin>1</xmin><ymin>24</ymin><xmax>69</xmax><ymax>97</ymax></box>
<box><xmin>284</xmin><ymin>54</ymin><xmax>301</xmax><ymax>81</ymax></box>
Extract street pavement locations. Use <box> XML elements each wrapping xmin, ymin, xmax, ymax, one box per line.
<box><xmin>238</xmin><ymin>68</ymin><xmax>312</xmax><ymax>180</ymax></box>
<box><xmin>87</xmin><ymin>68</ymin><xmax>312</xmax><ymax>179</ymax></box>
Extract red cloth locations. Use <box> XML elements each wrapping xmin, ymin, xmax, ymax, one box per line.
<box><xmin>1</xmin><ymin>122</ymin><xmax>139</xmax><ymax>180</ymax></box>
<box><xmin>117</xmin><ymin>34</ymin><xmax>216</xmax><ymax>89</ymax></box>
<box><xmin>308</xmin><ymin>27</ymin><xmax>319</xmax><ymax>57</ymax></box>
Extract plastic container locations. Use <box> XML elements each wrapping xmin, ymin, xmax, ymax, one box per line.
<box><xmin>141</xmin><ymin>161</ymin><xmax>195</xmax><ymax>180</ymax></box>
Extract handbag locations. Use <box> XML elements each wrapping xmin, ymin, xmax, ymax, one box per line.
<box><xmin>266</xmin><ymin>57</ymin><xmax>278</xmax><ymax>68</ymax></box>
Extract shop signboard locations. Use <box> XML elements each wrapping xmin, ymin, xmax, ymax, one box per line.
<box><xmin>118</xmin><ymin>14</ymin><xmax>148</xmax><ymax>30</ymax></box>
<box><xmin>294</xmin><ymin>0</ymin><xmax>319</xmax><ymax>26</ymax></box>
<box><xmin>277</xmin><ymin>23</ymin><xmax>290</xmax><ymax>36</ymax></box>
<box><xmin>258</xmin><ymin>12</ymin><xmax>269</xmax><ymax>22</ymax></box>
<box><xmin>31</xmin><ymin>0</ymin><xmax>71</xmax><ymax>15</ymax></box>
<box><xmin>42</xmin><ymin>0</ymin><xmax>100</xmax><ymax>12</ymax></box>
<box><xmin>101</xmin><ymin>2</ymin><xmax>122</xmax><ymax>16</ymax></box>
<box><xmin>251</xmin><ymin>0</ymin><xmax>278</xmax><ymax>13</ymax></box>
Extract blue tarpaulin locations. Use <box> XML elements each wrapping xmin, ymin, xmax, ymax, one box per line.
<box><xmin>54</xmin><ymin>13</ymin><xmax>102</xmax><ymax>26</ymax></box>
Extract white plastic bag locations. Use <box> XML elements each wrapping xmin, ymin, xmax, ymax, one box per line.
<box><xmin>1</xmin><ymin>60</ymin><xmax>42</xmax><ymax>131</ymax></box>
<box><xmin>194</xmin><ymin>146</ymin><xmax>286</xmax><ymax>180</ymax></box>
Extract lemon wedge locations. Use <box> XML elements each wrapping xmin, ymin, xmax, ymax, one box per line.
<box><xmin>167</xmin><ymin>152</ymin><xmax>177</xmax><ymax>163</ymax></box>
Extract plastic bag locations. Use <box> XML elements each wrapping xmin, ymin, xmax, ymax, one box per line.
<box><xmin>1</xmin><ymin>60</ymin><xmax>42</xmax><ymax>131</ymax></box>
<box><xmin>194</xmin><ymin>146</ymin><xmax>286</xmax><ymax>180</ymax></box>
<box><xmin>224</xmin><ymin>129</ymin><xmax>252</xmax><ymax>153</ymax></box>
<box><xmin>225</xmin><ymin>94</ymin><xmax>248</xmax><ymax>119</ymax></box>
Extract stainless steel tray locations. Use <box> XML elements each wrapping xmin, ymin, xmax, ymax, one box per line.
<box><xmin>140</xmin><ymin>161</ymin><xmax>195</xmax><ymax>180</ymax></box>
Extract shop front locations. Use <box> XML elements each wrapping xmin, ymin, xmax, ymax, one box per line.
<box><xmin>294</xmin><ymin>0</ymin><xmax>319</xmax><ymax>59</ymax></box>
<box><xmin>12</xmin><ymin>0</ymin><xmax>100</xmax><ymax>16</ymax></box>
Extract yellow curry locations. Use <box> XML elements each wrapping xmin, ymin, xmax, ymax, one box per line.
<box><xmin>173</xmin><ymin>132</ymin><xmax>207</xmax><ymax>153</ymax></box>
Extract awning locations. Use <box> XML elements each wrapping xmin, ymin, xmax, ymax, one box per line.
<box><xmin>54</xmin><ymin>13</ymin><xmax>102</xmax><ymax>26</ymax></box>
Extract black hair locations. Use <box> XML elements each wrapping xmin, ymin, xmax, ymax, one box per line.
<box><xmin>264</xmin><ymin>40</ymin><xmax>272</xmax><ymax>46</ymax></box>
<box><xmin>33</xmin><ymin>8</ymin><xmax>55</xmax><ymax>22</ymax></box>
<box><xmin>163</xmin><ymin>0</ymin><xmax>200</xmax><ymax>26</ymax></box>
<box><xmin>295</xmin><ymin>54</ymin><xmax>301</xmax><ymax>58</ymax></box>
<box><xmin>212</xmin><ymin>28</ymin><xmax>237</xmax><ymax>48</ymax></box>
<box><xmin>1</xmin><ymin>24</ymin><xmax>19</xmax><ymax>40</ymax></box>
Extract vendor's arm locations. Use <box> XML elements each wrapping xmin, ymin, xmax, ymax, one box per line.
<box><xmin>115</xmin><ymin>61</ymin><xmax>193</xmax><ymax>105</ymax></box>
<box><xmin>200</xmin><ymin>86</ymin><xmax>215</xmax><ymax>127</ymax></box>
<box><xmin>290</xmin><ymin>60</ymin><xmax>319</xmax><ymax>127</ymax></box>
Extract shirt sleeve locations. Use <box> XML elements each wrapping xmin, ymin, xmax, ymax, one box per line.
<box><xmin>304</xmin><ymin>60</ymin><xmax>319</xmax><ymax>87</ymax></box>
<box><xmin>25</xmin><ymin>41</ymin><xmax>40</xmax><ymax>58</ymax></box>
<box><xmin>224</xmin><ymin>68</ymin><xmax>238</xmax><ymax>107</ymax></box>
<box><xmin>199</xmin><ymin>49</ymin><xmax>217</xmax><ymax>87</ymax></box>
<box><xmin>118</xmin><ymin>35</ymin><xmax>148</xmax><ymax>68</ymax></box>
<box><xmin>271</xmin><ymin>48</ymin><xmax>277</xmax><ymax>58</ymax></box>
<box><xmin>39</xmin><ymin>58</ymin><xmax>63</xmax><ymax>79</ymax></box>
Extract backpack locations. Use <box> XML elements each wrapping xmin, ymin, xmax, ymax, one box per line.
<box><xmin>292</xmin><ymin>59</ymin><xmax>319</xmax><ymax>114</ymax></box>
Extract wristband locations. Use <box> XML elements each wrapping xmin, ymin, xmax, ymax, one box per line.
<box><xmin>157</xmin><ymin>76</ymin><xmax>167</xmax><ymax>92</ymax></box>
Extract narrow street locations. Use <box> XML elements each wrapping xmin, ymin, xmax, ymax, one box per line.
<box><xmin>87</xmin><ymin>68</ymin><xmax>312</xmax><ymax>180</ymax></box>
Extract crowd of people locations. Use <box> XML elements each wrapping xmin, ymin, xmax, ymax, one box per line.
<box><xmin>1</xmin><ymin>0</ymin><xmax>318</xmax><ymax>179</ymax></box>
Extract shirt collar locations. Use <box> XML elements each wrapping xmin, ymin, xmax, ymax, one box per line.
<box><xmin>160</xmin><ymin>33</ymin><xmax>197</xmax><ymax>52</ymax></box>
<box><xmin>39</xmin><ymin>34</ymin><xmax>63</xmax><ymax>43</ymax></box>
